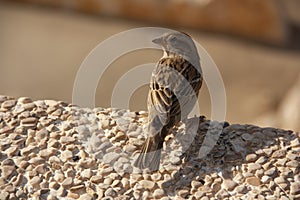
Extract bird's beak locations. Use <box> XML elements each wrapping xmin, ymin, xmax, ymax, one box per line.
<box><xmin>152</xmin><ymin>36</ymin><xmax>163</xmax><ymax>45</ymax></box>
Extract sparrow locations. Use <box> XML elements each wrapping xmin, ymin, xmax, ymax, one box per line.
<box><xmin>134</xmin><ymin>32</ymin><xmax>203</xmax><ymax>171</ymax></box>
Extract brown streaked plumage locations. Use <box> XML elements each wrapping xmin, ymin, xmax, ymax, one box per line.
<box><xmin>134</xmin><ymin>32</ymin><xmax>203</xmax><ymax>171</ymax></box>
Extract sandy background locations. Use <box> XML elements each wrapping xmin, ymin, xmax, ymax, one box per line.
<box><xmin>0</xmin><ymin>1</ymin><xmax>300</xmax><ymax>128</ymax></box>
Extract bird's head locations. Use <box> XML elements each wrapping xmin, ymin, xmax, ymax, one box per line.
<box><xmin>152</xmin><ymin>32</ymin><xmax>200</xmax><ymax>65</ymax></box>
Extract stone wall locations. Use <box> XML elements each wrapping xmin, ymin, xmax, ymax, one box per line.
<box><xmin>284</xmin><ymin>0</ymin><xmax>300</xmax><ymax>25</ymax></box>
<box><xmin>9</xmin><ymin>0</ymin><xmax>294</xmax><ymax>44</ymax></box>
<box><xmin>0</xmin><ymin>95</ymin><xmax>299</xmax><ymax>199</ymax></box>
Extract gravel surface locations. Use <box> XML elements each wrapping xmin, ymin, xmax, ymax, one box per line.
<box><xmin>0</xmin><ymin>95</ymin><xmax>299</xmax><ymax>199</ymax></box>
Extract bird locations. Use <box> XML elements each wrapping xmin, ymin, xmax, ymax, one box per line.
<box><xmin>134</xmin><ymin>32</ymin><xmax>203</xmax><ymax>171</ymax></box>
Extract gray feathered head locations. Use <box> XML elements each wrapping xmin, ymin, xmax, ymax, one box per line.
<box><xmin>152</xmin><ymin>32</ymin><xmax>200</xmax><ymax>67</ymax></box>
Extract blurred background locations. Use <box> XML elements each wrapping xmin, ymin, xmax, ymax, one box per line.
<box><xmin>0</xmin><ymin>0</ymin><xmax>299</xmax><ymax>131</ymax></box>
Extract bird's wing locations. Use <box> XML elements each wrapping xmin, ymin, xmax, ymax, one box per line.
<box><xmin>147</xmin><ymin>57</ymin><xmax>202</xmax><ymax>137</ymax></box>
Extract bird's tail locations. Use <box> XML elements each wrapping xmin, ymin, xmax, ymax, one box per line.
<box><xmin>134</xmin><ymin>135</ymin><xmax>164</xmax><ymax>171</ymax></box>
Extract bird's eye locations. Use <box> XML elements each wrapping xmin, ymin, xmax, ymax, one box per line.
<box><xmin>169</xmin><ymin>35</ymin><xmax>177</xmax><ymax>42</ymax></box>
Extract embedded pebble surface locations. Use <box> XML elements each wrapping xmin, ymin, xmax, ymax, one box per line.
<box><xmin>0</xmin><ymin>95</ymin><xmax>299</xmax><ymax>199</ymax></box>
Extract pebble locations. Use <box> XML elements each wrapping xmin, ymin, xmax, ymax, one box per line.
<box><xmin>216</xmin><ymin>189</ymin><xmax>230</xmax><ymax>198</ymax></box>
<box><xmin>49</xmin><ymin>156</ymin><xmax>61</xmax><ymax>165</ymax></box>
<box><xmin>62</xmin><ymin>177</ymin><xmax>73</xmax><ymax>188</ymax></box>
<box><xmin>49</xmin><ymin>182</ymin><xmax>60</xmax><ymax>190</ymax></box>
<box><xmin>52</xmin><ymin>109</ymin><xmax>62</xmax><ymax>116</ymax></box>
<box><xmin>61</xmin><ymin>150</ymin><xmax>73</xmax><ymax>161</ymax></box>
<box><xmin>100</xmin><ymin>119</ymin><xmax>110</xmax><ymax>129</ymax></box>
<box><xmin>255</xmin><ymin>169</ymin><xmax>264</xmax><ymax>177</ymax></box>
<box><xmin>60</xmin><ymin>136</ymin><xmax>75</xmax><ymax>144</ymax></box>
<box><xmin>194</xmin><ymin>191</ymin><xmax>204</xmax><ymax>198</ymax></box>
<box><xmin>222</xmin><ymin>180</ymin><xmax>238</xmax><ymax>191</ymax></box>
<box><xmin>0</xmin><ymin>95</ymin><xmax>8</xmax><ymax>102</ymax></box>
<box><xmin>0</xmin><ymin>192</ymin><xmax>9</xmax><ymax>200</ymax></box>
<box><xmin>30</xmin><ymin>176</ymin><xmax>41</xmax><ymax>187</ymax></box>
<box><xmin>153</xmin><ymin>188</ymin><xmax>165</xmax><ymax>198</ymax></box>
<box><xmin>170</xmin><ymin>156</ymin><xmax>181</xmax><ymax>165</ymax></box>
<box><xmin>67</xmin><ymin>192</ymin><xmax>80</xmax><ymax>199</ymax></box>
<box><xmin>246</xmin><ymin>176</ymin><xmax>261</xmax><ymax>186</ymax></box>
<box><xmin>287</xmin><ymin>152</ymin><xmax>299</xmax><ymax>160</ymax></box>
<box><xmin>211</xmin><ymin>182</ymin><xmax>221</xmax><ymax>193</ymax></box>
<box><xmin>255</xmin><ymin>156</ymin><xmax>267</xmax><ymax>164</ymax></box>
<box><xmin>100</xmin><ymin>167</ymin><xmax>113</xmax><ymax>176</ymax></box>
<box><xmin>1</xmin><ymin>165</ymin><xmax>16</xmax><ymax>179</ymax></box>
<box><xmin>25</xmin><ymin>136</ymin><xmax>35</xmax><ymax>146</ymax></box>
<box><xmin>6</xmin><ymin>146</ymin><xmax>19</xmax><ymax>157</ymax></box>
<box><xmin>40</xmin><ymin>148</ymin><xmax>56</xmax><ymax>158</ymax></box>
<box><xmin>261</xmin><ymin>175</ymin><xmax>271</xmax><ymax>183</ymax></box>
<box><xmin>124</xmin><ymin>144</ymin><xmax>136</xmax><ymax>152</ymax></box>
<box><xmin>115</xmin><ymin>131</ymin><xmax>126</xmax><ymax>140</ymax></box>
<box><xmin>178</xmin><ymin>189</ymin><xmax>189</xmax><ymax>198</ymax></box>
<box><xmin>139</xmin><ymin>180</ymin><xmax>155</xmax><ymax>190</ymax></box>
<box><xmin>276</xmin><ymin>158</ymin><xmax>287</xmax><ymax>167</ymax></box>
<box><xmin>13</xmin><ymin>174</ymin><xmax>24</xmax><ymax>187</ymax></box>
<box><xmin>286</xmin><ymin>160</ymin><xmax>299</xmax><ymax>168</ymax></box>
<box><xmin>29</xmin><ymin>157</ymin><xmax>45</xmax><ymax>166</ymax></box>
<box><xmin>70</xmin><ymin>184</ymin><xmax>85</xmax><ymax>193</ymax></box>
<box><xmin>290</xmin><ymin>138</ymin><xmax>300</xmax><ymax>147</ymax></box>
<box><xmin>290</xmin><ymin>182</ymin><xmax>300</xmax><ymax>195</ymax></box>
<box><xmin>263</xmin><ymin>148</ymin><xmax>273</xmax><ymax>156</ymax></box>
<box><xmin>104</xmin><ymin>177</ymin><xmax>113</xmax><ymax>185</ymax></box>
<box><xmin>79</xmin><ymin>194</ymin><xmax>93</xmax><ymax>200</ymax></box>
<box><xmin>111</xmin><ymin>180</ymin><xmax>120</xmax><ymax>187</ymax></box>
<box><xmin>104</xmin><ymin>188</ymin><xmax>117</xmax><ymax>197</ymax></box>
<box><xmin>150</xmin><ymin>173</ymin><xmax>161</xmax><ymax>182</ymax></box>
<box><xmin>274</xmin><ymin>176</ymin><xmax>286</xmax><ymax>184</ymax></box>
<box><xmin>243</xmin><ymin>172</ymin><xmax>254</xmax><ymax>178</ymax></box>
<box><xmin>2</xmin><ymin>100</ymin><xmax>17</xmax><ymax>109</ymax></box>
<box><xmin>235</xmin><ymin>185</ymin><xmax>247</xmax><ymax>194</ymax></box>
<box><xmin>54</xmin><ymin>171</ymin><xmax>64</xmax><ymax>182</ymax></box>
<box><xmin>272</xmin><ymin>149</ymin><xmax>286</xmax><ymax>158</ymax></box>
<box><xmin>73</xmin><ymin>178</ymin><xmax>83</xmax><ymax>186</ymax></box>
<box><xmin>191</xmin><ymin>180</ymin><xmax>202</xmax><ymax>189</ymax></box>
<box><xmin>248</xmin><ymin>163</ymin><xmax>262</xmax><ymax>172</ymax></box>
<box><xmin>0</xmin><ymin>126</ymin><xmax>14</xmax><ymax>134</ymax></box>
<box><xmin>36</xmin><ymin>129</ymin><xmax>49</xmax><ymax>141</ymax></box>
<box><xmin>18</xmin><ymin>97</ymin><xmax>33</xmax><ymax>104</ymax></box>
<box><xmin>34</xmin><ymin>164</ymin><xmax>47</xmax><ymax>174</ymax></box>
<box><xmin>246</xmin><ymin>154</ymin><xmax>257</xmax><ymax>162</ymax></box>
<box><xmin>1</xmin><ymin>158</ymin><xmax>15</xmax><ymax>166</ymax></box>
<box><xmin>21</xmin><ymin>117</ymin><xmax>37</xmax><ymax>124</ymax></box>
<box><xmin>23</xmin><ymin>102</ymin><xmax>36</xmax><ymax>111</ymax></box>
<box><xmin>281</xmin><ymin>196</ymin><xmax>290</xmax><ymax>200</ymax></box>
<box><xmin>295</xmin><ymin>175</ymin><xmax>300</xmax><ymax>182</ymax></box>
<box><xmin>265</xmin><ymin>167</ymin><xmax>277</xmax><ymax>176</ymax></box>
<box><xmin>103</xmin><ymin>152</ymin><xmax>120</xmax><ymax>164</ymax></box>
<box><xmin>91</xmin><ymin>175</ymin><xmax>102</xmax><ymax>184</ymax></box>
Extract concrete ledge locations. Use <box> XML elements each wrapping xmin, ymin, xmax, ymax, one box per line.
<box><xmin>0</xmin><ymin>95</ymin><xmax>299</xmax><ymax>199</ymax></box>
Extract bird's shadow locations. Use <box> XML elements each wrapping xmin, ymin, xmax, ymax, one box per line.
<box><xmin>160</xmin><ymin>116</ymin><xmax>298</xmax><ymax>198</ymax></box>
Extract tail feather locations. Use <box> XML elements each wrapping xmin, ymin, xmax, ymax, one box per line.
<box><xmin>134</xmin><ymin>136</ymin><xmax>164</xmax><ymax>171</ymax></box>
